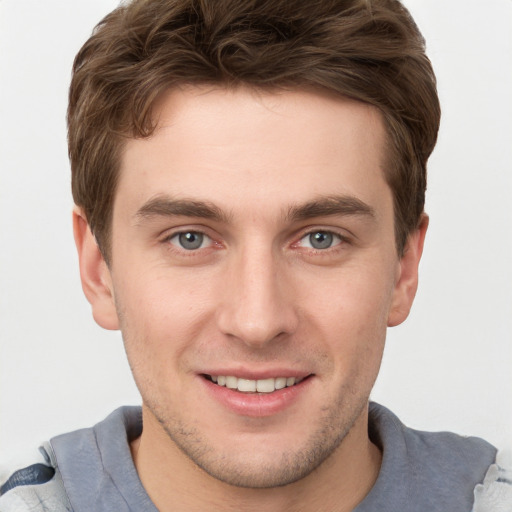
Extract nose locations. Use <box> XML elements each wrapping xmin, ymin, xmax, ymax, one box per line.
<box><xmin>216</xmin><ymin>246</ymin><xmax>299</xmax><ymax>348</ymax></box>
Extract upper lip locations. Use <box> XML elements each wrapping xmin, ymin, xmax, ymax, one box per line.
<box><xmin>200</xmin><ymin>368</ymin><xmax>313</xmax><ymax>380</ymax></box>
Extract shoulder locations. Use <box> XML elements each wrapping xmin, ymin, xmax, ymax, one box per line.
<box><xmin>369</xmin><ymin>402</ymin><xmax>497</xmax><ymax>470</ymax></box>
<box><xmin>0</xmin><ymin>443</ymin><xmax>72</xmax><ymax>512</ymax></box>
<box><xmin>367</xmin><ymin>402</ymin><xmax>505</xmax><ymax>511</ymax></box>
<box><xmin>0</xmin><ymin>407</ymin><xmax>142</xmax><ymax>512</ymax></box>
<box><xmin>472</xmin><ymin>450</ymin><xmax>512</xmax><ymax>512</ymax></box>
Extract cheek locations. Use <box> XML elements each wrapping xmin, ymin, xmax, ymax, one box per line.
<box><xmin>113</xmin><ymin>272</ymin><xmax>214</xmax><ymax>373</ymax></box>
<box><xmin>300</xmin><ymin>259</ymin><xmax>396</xmax><ymax>327</ymax></box>
<box><xmin>117</xmin><ymin>263</ymin><xmax>212</xmax><ymax>323</ymax></box>
<box><xmin>296</xmin><ymin>263</ymin><xmax>394</xmax><ymax>368</ymax></box>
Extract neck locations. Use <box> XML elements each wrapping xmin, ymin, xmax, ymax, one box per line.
<box><xmin>131</xmin><ymin>405</ymin><xmax>381</xmax><ymax>512</ymax></box>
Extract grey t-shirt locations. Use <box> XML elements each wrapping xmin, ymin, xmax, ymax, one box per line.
<box><xmin>0</xmin><ymin>403</ymin><xmax>498</xmax><ymax>511</ymax></box>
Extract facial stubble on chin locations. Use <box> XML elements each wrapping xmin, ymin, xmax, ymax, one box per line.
<box><xmin>116</xmin><ymin>297</ymin><xmax>379</xmax><ymax>490</ymax></box>
<box><xmin>142</xmin><ymin>382</ymin><xmax>369</xmax><ymax>490</ymax></box>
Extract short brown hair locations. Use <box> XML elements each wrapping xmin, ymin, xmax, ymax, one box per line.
<box><xmin>69</xmin><ymin>0</ymin><xmax>440</xmax><ymax>261</ymax></box>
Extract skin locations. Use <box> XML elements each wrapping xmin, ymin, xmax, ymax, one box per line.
<box><xmin>74</xmin><ymin>86</ymin><xmax>427</xmax><ymax>512</ymax></box>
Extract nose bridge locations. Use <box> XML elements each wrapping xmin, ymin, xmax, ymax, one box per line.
<box><xmin>217</xmin><ymin>241</ymin><xmax>297</xmax><ymax>347</ymax></box>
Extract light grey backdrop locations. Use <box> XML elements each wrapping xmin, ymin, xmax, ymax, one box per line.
<box><xmin>1</xmin><ymin>0</ymin><xmax>511</xmax><ymax>462</ymax></box>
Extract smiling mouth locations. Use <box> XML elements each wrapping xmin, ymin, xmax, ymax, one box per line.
<box><xmin>203</xmin><ymin>374</ymin><xmax>310</xmax><ymax>394</ymax></box>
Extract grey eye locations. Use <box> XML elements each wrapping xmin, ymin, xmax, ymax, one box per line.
<box><xmin>309</xmin><ymin>231</ymin><xmax>334</xmax><ymax>249</ymax></box>
<box><xmin>299</xmin><ymin>231</ymin><xmax>342</xmax><ymax>250</ymax></box>
<box><xmin>173</xmin><ymin>231</ymin><xmax>206</xmax><ymax>250</ymax></box>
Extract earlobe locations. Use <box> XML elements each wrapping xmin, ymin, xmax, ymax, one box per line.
<box><xmin>387</xmin><ymin>215</ymin><xmax>429</xmax><ymax>327</ymax></box>
<box><xmin>73</xmin><ymin>207</ymin><xmax>119</xmax><ymax>330</ymax></box>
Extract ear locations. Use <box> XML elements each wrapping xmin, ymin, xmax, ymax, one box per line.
<box><xmin>73</xmin><ymin>207</ymin><xmax>119</xmax><ymax>330</ymax></box>
<box><xmin>387</xmin><ymin>214</ymin><xmax>429</xmax><ymax>327</ymax></box>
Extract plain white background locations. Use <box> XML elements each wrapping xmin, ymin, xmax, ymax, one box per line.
<box><xmin>1</xmin><ymin>0</ymin><xmax>511</xmax><ymax>462</ymax></box>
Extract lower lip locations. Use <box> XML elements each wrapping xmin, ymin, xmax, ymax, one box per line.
<box><xmin>200</xmin><ymin>376</ymin><xmax>312</xmax><ymax>417</ymax></box>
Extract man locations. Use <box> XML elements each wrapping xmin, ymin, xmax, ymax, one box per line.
<box><xmin>0</xmin><ymin>0</ymin><xmax>510</xmax><ymax>510</ymax></box>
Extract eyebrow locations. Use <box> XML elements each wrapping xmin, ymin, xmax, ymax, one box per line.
<box><xmin>286</xmin><ymin>195</ymin><xmax>376</xmax><ymax>222</ymax></box>
<box><xmin>135</xmin><ymin>196</ymin><xmax>229</xmax><ymax>223</ymax></box>
<box><xmin>134</xmin><ymin>194</ymin><xmax>375</xmax><ymax>225</ymax></box>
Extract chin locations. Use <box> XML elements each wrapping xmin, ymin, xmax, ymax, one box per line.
<box><xmin>151</xmin><ymin>395</ymin><xmax>365</xmax><ymax>489</ymax></box>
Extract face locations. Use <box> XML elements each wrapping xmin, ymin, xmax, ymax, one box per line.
<box><xmin>76</xmin><ymin>86</ymin><xmax>424</xmax><ymax>488</ymax></box>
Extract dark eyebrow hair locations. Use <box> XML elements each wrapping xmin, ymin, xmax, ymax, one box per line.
<box><xmin>135</xmin><ymin>194</ymin><xmax>374</xmax><ymax>225</ymax></box>
<box><xmin>135</xmin><ymin>196</ymin><xmax>229</xmax><ymax>223</ymax></box>
<box><xmin>286</xmin><ymin>195</ymin><xmax>376</xmax><ymax>221</ymax></box>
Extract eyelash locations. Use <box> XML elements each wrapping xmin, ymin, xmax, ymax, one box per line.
<box><xmin>295</xmin><ymin>230</ymin><xmax>347</xmax><ymax>251</ymax></box>
<box><xmin>161</xmin><ymin>230</ymin><xmax>219</xmax><ymax>256</ymax></box>
<box><xmin>161</xmin><ymin>228</ymin><xmax>350</xmax><ymax>255</ymax></box>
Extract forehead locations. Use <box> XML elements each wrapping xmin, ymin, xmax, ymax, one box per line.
<box><xmin>116</xmin><ymin>85</ymin><xmax>390</xmax><ymax>220</ymax></box>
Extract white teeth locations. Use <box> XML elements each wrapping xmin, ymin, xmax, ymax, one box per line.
<box><xmin>237</xmin><ymin>379</ymin><xmax>257</xmax><ymax>392</ymax></box>
<box><xmin>256</xmin><ymin>378</ymin><xmax>275</xmax><ymax>393</ymax></box>
<box><xmin>274</xmin><ymin>377</ymin><xmax>287</xmax><ymax>390</ymax></box>
<box><xmin>225</xmin><ymin>376</ymin><xmax>238</xmax><ymax>389</ymax></box>
<box><xmin>209</xmin><ymin>375</ymin><xmax>304</xmax><ymax>393</ymax></box>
